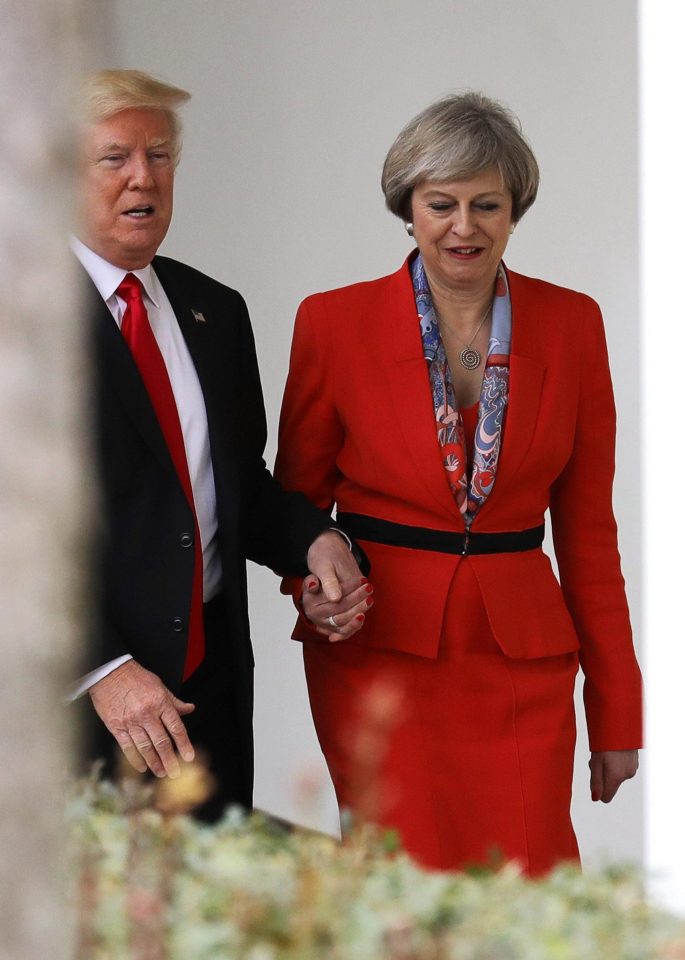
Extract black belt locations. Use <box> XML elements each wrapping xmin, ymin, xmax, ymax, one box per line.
<box><xmin>337</xmin><ymin>512</ymin><xmax>545</xmax><ymax>557</ymax></box>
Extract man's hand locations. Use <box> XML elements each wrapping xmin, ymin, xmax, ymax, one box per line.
<box><xmin>589</xmin><ymin>749</ymin><xmax>639</xmax><ymax>803</ymax></box>
<box><xmin>306</xmin><ymin>530</ymin><xmax>363</xmax><ymax>602</ymax></box>
<box><xmin>305</xmin><ymin>530</ymin><xmax>373</xmax><ymax>642</ymax></box>
<box><xmin>88</xmin><ymin>660</ymin><xmax>196</xmax><ymax>778</ymax></box>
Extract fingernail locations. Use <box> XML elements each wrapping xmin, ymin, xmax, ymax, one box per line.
<box><xmin>365</xmin><ymin>584</ymin><xmax>374</xmax><ymax>593</ymax></box>
<box><xmin>365</xmin><ymin>597</ymin><xmax>374</xmax><ymax>607</ymax></box>
<box><xmin>591</xmin><ymin>791</ymin><xmax>600</xmax><ymax>802</ymax></box>
<box><xmin>360</xmin><ymin>578</ymin><xmax>369</xmax><ymax>585</ymax></box>
<box><xmin>306</xmin><ymin>580</ymin><xmax>317</xmax><ymax>590</ymax></box>
<box><xmin>355</xmin><ymin>614</ymin><xmax>365</xmax><ymax>623</ymax></box>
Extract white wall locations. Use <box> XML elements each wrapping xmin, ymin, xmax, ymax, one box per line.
<box><xmin>109</xmin><ymin>0</ymin><xmax>643</xmax><ymax>866</ymax></box>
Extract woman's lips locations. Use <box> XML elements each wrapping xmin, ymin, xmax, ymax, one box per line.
<box><xmin>445</xmin><ymin>246</ymin><xmax>483</xmax><ymax>260</ymax></box>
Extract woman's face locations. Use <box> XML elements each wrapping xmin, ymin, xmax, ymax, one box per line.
<box><xmin>410</xmin><ymin>168</ymin><xmax>514</xmax><ymax>296</ymax></box>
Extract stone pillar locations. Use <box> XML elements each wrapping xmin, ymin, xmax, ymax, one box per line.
<box><xmin>639</xmin><ymin>0</ymin><xmax>685</xmax><ymax>915</ymax></box>
<box><xmin>0</xmin><ymin>2</ymin><xmax>95</xmax><ymax>956</ymax></box>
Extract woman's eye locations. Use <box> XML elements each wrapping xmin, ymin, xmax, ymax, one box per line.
<box><xmin>429</xmin><ymin>203</ymin><xmax>453</xmax><ymax>212</ymax></box>
<box><xmin>475</xmin><ymin>202</ymin><xmax>499</xmax><ymax>212</ymax></box>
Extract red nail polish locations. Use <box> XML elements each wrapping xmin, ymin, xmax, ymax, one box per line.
<box><xmin>360</xmin><ymin>577</ymin><xmax>369</xmax><ymax>585</ymax></box>
<box><xmin>365</xmin><ymin>597</ymin><xmax>374</xmax><ymax>607</ymax></box>
<box><xmin>365</xmin><ymin>584</ymin><xmax>374</xmax><ymax>593</ymax></box>
<box><xmin>355</xmin><ymin>614</ymin><xmax>365</xmax><ymax>623</ymax></box>
<box><xmin>306</xmin><ymin>580</ymin><xmax>316</xmax><ymax>590</ymax></box>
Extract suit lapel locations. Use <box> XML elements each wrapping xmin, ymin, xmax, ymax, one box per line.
<box><xmin>151</xmin><ymin>258</ymin><xmax>213</xmax><ymax>386</ymax></box>
<box><xmin>151</xmin><ymin>257</ymin><xmax>241</xmax><ymax>497</ymax></box>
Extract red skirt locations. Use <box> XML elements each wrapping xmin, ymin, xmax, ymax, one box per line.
<box><xmin>303</xmin><ymin>561</ymin><xmax>580</xmax><ymax>876</ymax></box>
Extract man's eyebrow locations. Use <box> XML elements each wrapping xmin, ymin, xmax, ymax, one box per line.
<box><xmin>96</xmin><ymin>141</ymin><xmax>127</xmax><ymax>153</ymax></box>
<box><xmin>94</xmin><ymin>137</ymin><xmax>171</xmax><ymax>153</ymax></box>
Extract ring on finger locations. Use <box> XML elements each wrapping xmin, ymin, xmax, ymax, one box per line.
<box><xmin>327</xmin><ymin>614</ymin><xmax>340</xmax><ymax>629</ymax></box>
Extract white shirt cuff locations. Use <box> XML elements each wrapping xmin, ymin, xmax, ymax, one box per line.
<box><xmin>329</xmin><ymin>526</ymin><xmax>353</xmax><ymax>551</ymax></box>
<box><xmin>67</xmin><ymin>654</ymin><xmax>133</xmax><ymax>701</ymax></box>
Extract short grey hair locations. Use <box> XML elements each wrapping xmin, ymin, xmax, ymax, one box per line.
<box><xmin>81</xmin><ymin>70</ymin><xmax>191</xmax><ymax>162</ymax></box>
<box><xmin>381</xmin><ymin>92</ymin><xmax>539</xmax><ymax>223</ymax></box>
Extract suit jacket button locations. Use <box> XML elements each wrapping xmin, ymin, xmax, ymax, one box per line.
<box><xmin>180</xmin><ymin>532</ymin><xmax>193</xmax><ymax>548</ymax></box>
<box><xmin>172</xmin><ymin>617</ymin><xmax>184</xmax><ymax>632</ymax></box>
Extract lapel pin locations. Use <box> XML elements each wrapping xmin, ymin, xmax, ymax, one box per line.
<box><xmin>191</xmin><ymin>309</ymin><xmax>207</xmax><ymax>323</ymax></box>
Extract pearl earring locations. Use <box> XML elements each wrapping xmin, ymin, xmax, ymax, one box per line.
<box><xmin>405</xmin><ymin>222</ymin><xmax>414</xmax><ymax>237</ymax></box>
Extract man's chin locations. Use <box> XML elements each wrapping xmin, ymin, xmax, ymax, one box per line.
<box><xmin>112</xmin><ymin>234</ymin><xmax>166</xmax><ymax>270</ymax></box>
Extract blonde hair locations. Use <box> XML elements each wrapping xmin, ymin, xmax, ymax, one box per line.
<box><xmin>81</xmin><ymin>70</ymin><xmax>191</xmax><ymax>161</ymax></box>
<box><xmin>381</xmin><ymin>92</ymin><xmax>539</xmax><ymax>223</ymax></box>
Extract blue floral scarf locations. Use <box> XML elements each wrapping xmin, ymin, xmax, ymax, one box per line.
<box><xmin>411</xmin><ymin>253</ymin><xmax>512</xmax><ymax>526</ymax></box>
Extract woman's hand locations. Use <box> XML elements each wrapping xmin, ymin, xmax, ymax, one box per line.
<box><xmin>589</xmin><ymin>750</ymin><xmax>639</xmax><ymax>802</ymax></box>
<box><xmin>301</xmin><ymin>574</ymin><xmax>374</xmax><ymax>642</ymax></box>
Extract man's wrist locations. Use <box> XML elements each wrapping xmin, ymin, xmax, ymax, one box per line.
<box><xmin>67</xmin><ymin>654</ymin><xmax>133</xmax><ymax>702</ymax></box>
<box><xmin>305</xmin><ymin>527</ymin><xmax>350</xmax><ymax>567</ymax></box>
<box><xmin>328</xmin><ymin>526</ymin><xmax>353</xmax><ymax>551</ymax></box>
<box><xmin>313</xmin><ymin>525</ymin><xmax>371</xmax><ymax>576</ymax></box>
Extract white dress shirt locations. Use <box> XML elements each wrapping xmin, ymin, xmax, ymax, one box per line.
<box><xmin>70</xmin><ymin>237</ymin><xmax>222</xmax><ymax>697</ymax></box>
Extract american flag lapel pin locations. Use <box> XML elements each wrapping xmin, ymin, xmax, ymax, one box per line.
<box><xmin>191</xmin><ymin>309</ymin><xmax>207</xmax><ymax>323</ymax></box>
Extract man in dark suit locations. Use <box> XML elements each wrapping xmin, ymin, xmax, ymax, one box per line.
<box><xmin>72</xmin><ymin>70</ymin><xmax>371</xmax><ymax>818</ymax></box>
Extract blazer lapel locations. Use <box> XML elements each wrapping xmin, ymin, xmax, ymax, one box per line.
<box><xmin>378</xmin><ymin>261</ymin><xmax>547</xmax><ymax>528</ymax></box>
<box><xmin>381</xmin><ymin>262</ymin><xmax>465</xmax><ymax>525</ymax></box>
<box><xmin>475</xmin><ymin>270</ymin><xmax>546</xmax><ymax>516</ymax></box>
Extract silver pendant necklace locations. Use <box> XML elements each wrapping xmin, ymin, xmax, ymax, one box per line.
<box><xmin>443</xmin><ymin>305</ymin><xmax>492</xmax><ymax>371</ymax></box>
<box><xmin>459</xmin><ymin>343</ymin><xmax>484</xmax><ymax>371</ymax></box>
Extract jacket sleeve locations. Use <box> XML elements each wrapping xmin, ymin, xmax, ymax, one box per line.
<box><xmin>549</xmin><ymin>298</ymin><xmax>642</xmax><ymax>751</ymax></box>
<box><xmin>275</xmin><ymin>297</ymin><xmax>347</xmax><ymax>609</ymax></box>
<box><xmin>275</xmin><ymin>297</ymin><xmax>344</xmax><ymax>509</ymax></box>
<box><xmin>233</xmin><ymin>293</ymin><xmax>333</xmax><ymax>575</ymax></box>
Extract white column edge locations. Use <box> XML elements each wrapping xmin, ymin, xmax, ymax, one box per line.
<box><xmin>639</xmin><ymin>0</ymin><xmax>685</xmax><ymax>915</ymax></box>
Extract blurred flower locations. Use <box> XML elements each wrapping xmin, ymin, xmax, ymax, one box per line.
<box><xmin>154</xmin><ymin>752</ymin><xmax>215</xmax><ymax>816</ymax></box>
<box><xmin>67</xmin><ymin>778</ymin><xmax>685</xmax><ymax>960</ymax></box>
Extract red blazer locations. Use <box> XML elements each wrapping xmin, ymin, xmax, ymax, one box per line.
<box><xmin>275</xmin><ymin>258</ymin><xmax>642</xmax><ymax>752</ymax></box>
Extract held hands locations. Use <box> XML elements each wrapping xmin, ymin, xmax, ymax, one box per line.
<box><xmin>301</xmin><ymin>573</ymin><xmax>374</xmax><ymax>641</ymax></box>
<box><xmin>304</xmin><ymin>530</ymin><xmax>374</xmax><ymax>641</ymax></box>
<box><xmin>89</xmin><ymin>659</ymin><xmax>196</xmax><ymax>778</ymax></box>
<box><xmin>589</xmin><ymin>749</ymin><xmax>639</xmax><ymax>803</ymax></box>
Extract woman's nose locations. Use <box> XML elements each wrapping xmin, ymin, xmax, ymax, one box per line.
<box><xmin>450</xmin><ymin>208</ymin><xmax>476</xmax><ymax>236</ymax></box>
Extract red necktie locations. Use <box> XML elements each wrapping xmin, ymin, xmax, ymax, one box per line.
<box><xmin>117</xmin><ymin>273</ymin><xmax>205</xmax><ymax>680</ymax></box>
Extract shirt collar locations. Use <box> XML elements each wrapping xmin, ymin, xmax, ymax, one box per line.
<box><xmin>70</xmin><ymin>235</ymin><xmax>160</xmax><ymax>308</ymax></box>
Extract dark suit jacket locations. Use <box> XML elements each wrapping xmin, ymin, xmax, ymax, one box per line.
<box><xmin>85</xmin><ymin>254</ymin><xmax>333</xmax><ymax>789</ymax></box>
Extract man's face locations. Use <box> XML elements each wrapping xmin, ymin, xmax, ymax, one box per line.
<box><xmin>78</xmin><ymin>107</ymin><xmax>175</xmax><ymax>269</ymax></box>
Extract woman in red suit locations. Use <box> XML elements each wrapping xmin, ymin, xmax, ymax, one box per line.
<box><xmin>275</xmin><ymin>93</ymin><xmax>642</xmax><ymax>875</ymax></box>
